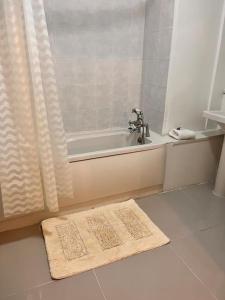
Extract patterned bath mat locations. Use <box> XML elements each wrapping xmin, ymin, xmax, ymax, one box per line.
<box><xmin>42</xmin><ymin>199</ymin><xmax>170</xmax><ymax>279</ymax></box>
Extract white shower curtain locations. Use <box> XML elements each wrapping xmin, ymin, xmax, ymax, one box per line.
<box><xmin>0</xmin><ymin>0</ymin><xmax>73</xmax><ymax>217</ymax></box>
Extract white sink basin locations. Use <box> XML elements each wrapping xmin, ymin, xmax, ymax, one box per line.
<box><xmin>203</xmin><ymin>110</ymin><xmax>225</xmax><ymax>197</ymax></box>
<box><xmin>203</xmin><ymin>110</ymin><xmax>225</xmax><ymax>124</ymax></box>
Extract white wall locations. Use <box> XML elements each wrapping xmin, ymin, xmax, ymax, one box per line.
<box><xmin>163</xmin><ymin>0</ymin><xmax>225</xmax><ymax>134</ymax></box>
<box><xmin>209</xmin><ymin>10</ymin><xmax>225</xmax><ymax>112</ymax></box>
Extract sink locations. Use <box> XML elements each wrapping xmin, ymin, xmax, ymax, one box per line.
<box><xmin>203</xmin><ymin>110</ymin><xmax>225</xmax><ymax>197</ymax></box>
<box><xmin>203</xmin><ymin>110</ymin><xmax>225</xmax><ymax>125</ymax></box>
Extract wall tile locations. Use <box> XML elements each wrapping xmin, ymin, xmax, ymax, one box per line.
<box><xmin>142</xmin><ymin>84</ymin><xmax>167</xmax><ymax>113</ymax></box>
<box><xmin>145</xmin><ymin>0</ymin><xmax>161</xmax><ymax>33</ymax></box>
<box><xmin>149</xmin><ymin>109</ymin><xmax>164</xmax><ymax>133</ymax></box>
<box><xmin>113</xmin><ymin>59</ymin><xmax>129</xmax><ymax>85</ymax></box>
<box><xmin>159</xmin><ymin>0</ymin><xmax>175</xmax><ymax>30</ymax></box>
<box><xmin>45</xmin><ymin>0</ymin><xmax>174</xmax><ymax>134</ymax></box>
<box><xmin>74</xmin><ymin>85</ymin><xmax>97</xmax><ymax>132</ymax></box>
<box><xmin>143</xmin><ymin>28</ymin><xmax>172</xmax><ymax>62</ymax></box>
<box><xmin>149</xmin><ymin>59</ymin><xmax>170</xmax><ymax>87</ymax></box>
<box><xmin>45</xmin><ymin>0</ymin><xmax>146</xmax><ymax>134</ymax></box>
<box><xmin>73</xmin><ymin>59</ymin><xmax>97</xmax><ymax>85</ymax></box>
<box><xmin>150</xmin><ymin>86</ymin><xmax>167</xmax><ymax>112</ymax></box>
<box><xmin>54</xmin><ymin>58</ymin><xmax>99</xmax><ymax>93</ymax></box>
<box><xmin>49</xmin><ymin>33</ymin><xmax>96</xmax><ymax>59</ymax></box>
<box><xmin>142</xmin><ymin>0</ymin><xmax>174</xmax><ymax>133</ymax></box>
<box><xmin>95</xmin><ymin>59</ymin><xmax>114</xmax><ymax>86</ymax></box>
<box><xmin>95</xmin><ymin>84</ymin><xmax>113</xmax><ymax>129</ymax></box>
<box><xmin>58</xmin><ymin>84</ymin><xmax>79</xmax><ymax>133</ymax></box>
<box><xmin>142</xmin><ymin>103</ymin><xmax>164</xmax><ymax>133</ymax></box>
<box><xmin>111</xmin><ymin>85</ymin><xmax>129</xmax><ymax>128</ymax></box>
<box><xmin>142</xmin><ymin>59</ymin><xmax>152</xmax><ymax>85</ymax></box>
<box><xmin>128</xmin><ymin>84</ymin><xmax>142</xmax><ymax>109</ymax></box>
<box><xmin>95</xmin><ymin>35</ymin><xmax>114</xmax><ymax>58</ymax></box>
<box><xmin>112</xmin><ymin>30</ymin><xmax>131</xmax><ymax>58</ymax></box>
<box><xmin>44</xmin><ymin>0</ymin><xmax>96</xmax><ymax>12</ymax></box>
<box><xmin>143</xmin><ymin>31</ymin><xmax>160</xmax><ymax>61</ymax></box>
<box><xmin>53</xmin><ymin>58</ymin><xmax>75</xmax><ymax>87</ymax></box>
<box><xmin>157</xmin><ymin>28</ymin><xmax>173</xmax><ymax>60</ymax></box>
<box><xmin>129</xmin><ymin>1</ymin><xmax>145</xmax><ymax>58</ymax></box>
<box><xmin>128</xmin><ymin>59</ymin><xmax>143</xmax><ymax>85</ymax></box>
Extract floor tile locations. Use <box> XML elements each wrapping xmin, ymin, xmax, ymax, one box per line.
<box><xmin>182</xmin><ymin>184</ymin><xmax>225</xmax><ymax>230</ymax></box>
<box><xmin>95</xmin><ymin>245</ymin><xmax>215</xmax><ymax>300</ymax></box>
<box><xmin>0</xmin><ymin>226</ymin><xmax>52</xmax><ymax>299</ymax></box>
<box><xmin>2</xmin><ymin>290</ymin><xmax>40</xmax><ymax>300</ymax></box>
<box><xmin>1</xmin><ymin>183</ymin><xmax>225</xmax><ymax>300</ymax></box>
<box><xmin>171</xmin><ymin>225</ymin><xmax>225</xmax><ymax>300</ymax></box>
<box><xmin>137</xmin><ymin>190</ymin><xmax>197</xmax><ymax>240</ymax></box>
<box><xmin>138</xmin><ymin>184</ymin><xmax>225</xmax><ymax>240</ymax></box>
<box><xmin>4</xmin><ymin>271</ymin><xmax>104</xmax><ymax>300</ymax></box>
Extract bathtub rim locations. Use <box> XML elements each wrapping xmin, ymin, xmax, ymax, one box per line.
<box><xmin>68</xmin><ymin>141</ymin><xmax>165</xmax><ymax>162</ymax></box>
<box><xmin>67</xmin><ymin>129</ymin><xmax>171</xmax><ymax>162</ymax></box>
<box><xmin>67</xmin><ymin>128</ymin><xmax>224</xmax><ymax>162</ymax></box>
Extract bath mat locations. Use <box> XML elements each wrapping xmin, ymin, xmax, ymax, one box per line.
<box><xmin>42</xmin><ymin>199</ymin><xmax>170</xmax><ymax>279</ymax></box>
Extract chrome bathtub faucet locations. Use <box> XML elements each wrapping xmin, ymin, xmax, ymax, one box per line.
<box><xmin>128</xmin><ymin>108</ymin><xmax>150</xmax><ymax>144</ymax></box>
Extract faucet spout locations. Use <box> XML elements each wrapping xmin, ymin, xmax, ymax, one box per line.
<box><xmin>145</xmin><ymin>123</ymin><xmax>150</xmax><ymax>137</ymax></box>
<box><xmin>128</xmin><ymin>108</ymin><xmax>150</xmax><ymax>144</ymax></box>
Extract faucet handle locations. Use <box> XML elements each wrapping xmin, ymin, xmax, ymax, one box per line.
<box><xmin>132</xmin><ymin>108</ymin><xmax>143</xmax><ymax>116</ymax></box>
<box><xmin>128</xmin><ymin>120</ymin><xmax>136</xmax><ymax>132</ymax></box>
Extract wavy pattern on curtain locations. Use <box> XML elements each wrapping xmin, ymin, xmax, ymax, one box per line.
<box><xmin>0</xmin><ymin>0</ymin><xmax>73</xmax><ymax>217</ymax></box>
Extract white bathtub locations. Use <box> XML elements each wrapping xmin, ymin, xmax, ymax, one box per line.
<box><xmin>68</xmin><ymin>130</ymin><xmax>170</xmax><ymax>162</ymax></box>
<box><xmin>1</xmin><ymin>129</ymin><xmax>222</xmax><ymax>232</ymax></box>
<box><xmin>65</xmin><ymin>130</ymin><xmax>168</xmax><ymax>207</ymax></box>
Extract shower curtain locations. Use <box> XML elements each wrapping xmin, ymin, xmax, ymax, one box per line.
<box><xmin>0</xmin><ymin>0</ymin><xmax>73</xmax><ymax>217</ymax></box>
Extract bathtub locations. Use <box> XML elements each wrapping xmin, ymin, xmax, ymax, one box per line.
<box><xmin>1</xmin><ymin>130</ymin><xmax>222</xmax><ymax>233</ymax></box>
<box><xmin>68</xmin><ymin>130</ymin><xmax>170</xmax><ymax>162</ymax></box>
<box><xmin>65</xmin><ymin>130</ymin><xmax>167</xmax><ymax>207</ymax></box>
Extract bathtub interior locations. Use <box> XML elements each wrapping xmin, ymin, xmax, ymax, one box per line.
<box><xmin>67</xmin><ymin>131</ymin><xmax>153</xmax><ymax>156</ymax></box>
<box><xmin>66</xmin><ymin>129</ymin><xmax>175</xmax><ymax>162</ymax></box>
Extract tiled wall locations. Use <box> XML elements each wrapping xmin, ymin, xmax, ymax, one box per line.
<box><xmin>44</xmin><ymin>0</ymin><xmax>174</xmax><ymax>134</ymax></box>
<box><xmin>141</xmin><ymin>0</ymin><xmax>174</xmax><ymax>133</ymax></box>
<box><xmin>44</xmin><ymin>0</ymin><xmax>146</xmax><ymax>134</ymax></box>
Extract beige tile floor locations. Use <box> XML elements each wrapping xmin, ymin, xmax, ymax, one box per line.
<box><xmin>1</xmin><ymin>183</ymin><xmax>225</xmax><ymax>300</ymax></box>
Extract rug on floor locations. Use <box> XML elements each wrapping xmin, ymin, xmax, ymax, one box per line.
<box><xmin>42</xmin><ymin>199</ymin><xmax>170</xmax><ymax>279</ymax></box>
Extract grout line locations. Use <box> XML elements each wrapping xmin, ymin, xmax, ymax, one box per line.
<box><xmin>2</xmin><ymin>280</ymin><xmax>53</xmax><ymax>300</ymax></box>
<box><xmin>199</xmin><ymin>222</ymin><xmax>224</xmax><ymax>233</ymax></box>
<box><xmin>171</xmin><ymin>222</ymin><xmax>224</xmax><ymax>243</ymax></box>
<box><xmin>92</xmin><ymin>269</ymin><xmax>108</xmax><ymax>300</ymax></box>
<box><xmin>169</xmin><ymin>244</ymin><xmax>218</xmax><ymax>300</ymax></box>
